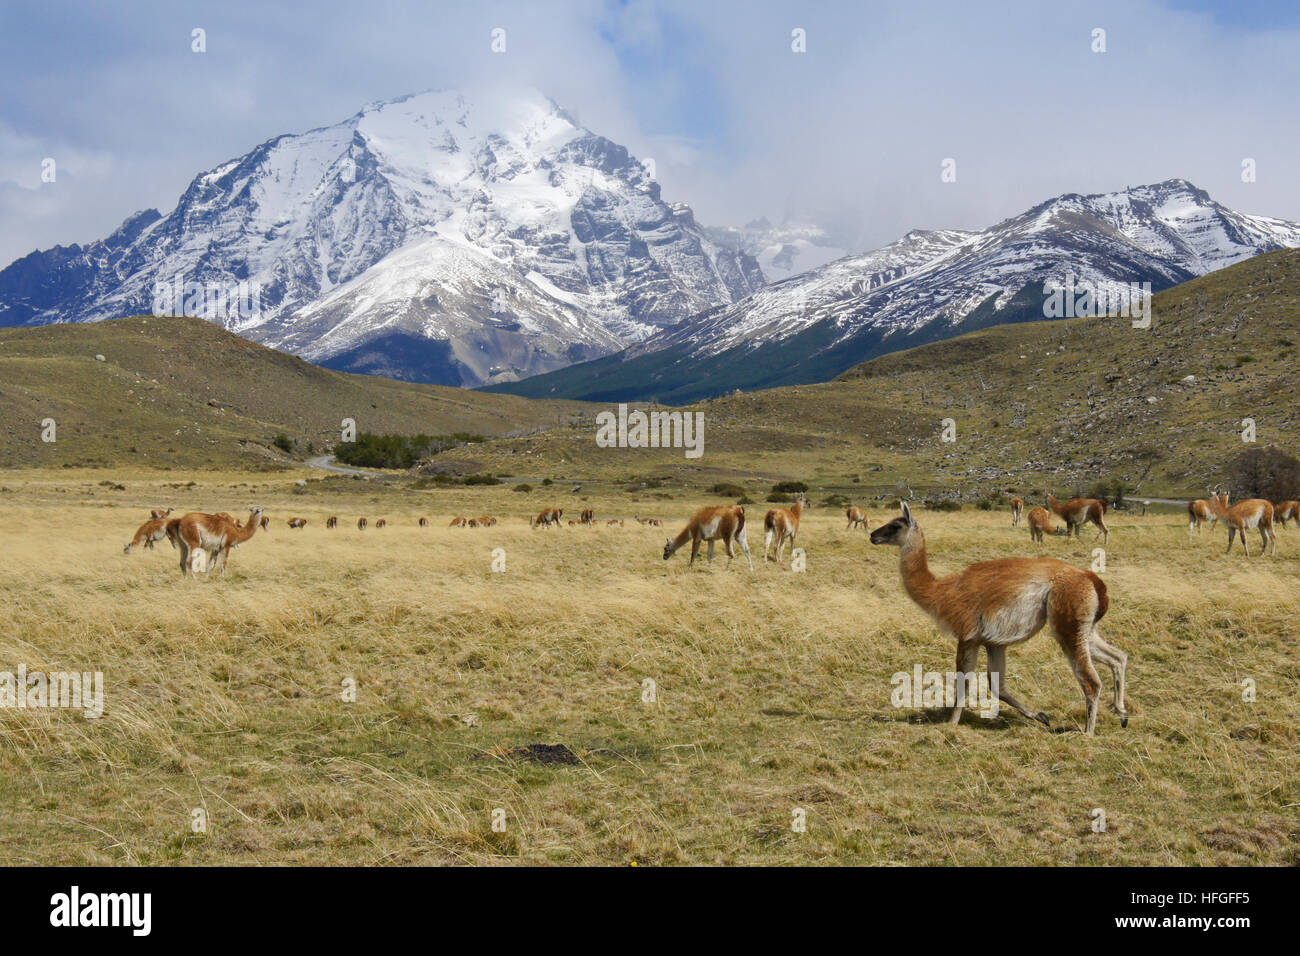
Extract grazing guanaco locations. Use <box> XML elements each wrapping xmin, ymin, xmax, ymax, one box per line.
<box><xmin>607</xmin><ymin>519</ymin><xmax>623</xmax><ymax>527</ymax></box>
<box><xmin>449</xmin><ymin>516</ymin><xmax>468</xmax><ymax>528</ymax></box>
<box><xmin>1211</xmin><ymin>492</ymin><xmax>1276</xmax><ymax>557</ymax></box>
<box><xmin>647</xmin><ymin>518</ymin><xmax>663</xmax><ymax>527</ymax></box>
<box><xmin>871</xmin><ymin>502</ymin><xmax>1128</xmax><ymax>735</ymax></box>
<box><xmin>476</xmin><ymin>516</ymin><xmax>496</xmax><ymax>527</ymax></box>
<box><xmin>1027</xmin><ymin>506</ymin><xmax>1056</xmax><ymax>543</ymax></box>
<box><xmin>845</xmin><ymin>506</ymin><xmax>867</xmax><ymax>531</ymax></box>
<box><xmin>1274</xmin><ymin>500</ymin><xmax>1299</xmax><ymax>529</ymax></box>
<box><xmin>357</xmin><ymin>517</ymin><xmax>368</xmax><ymax>530</ymax></box>
<box><xmin>150</xmin><ymin>508</ymin><xmax>173</xmax><ymax>520</ymax></box>
<box><xmin>532</xmin><ymin>508</ymin><xmax>562</xmax><ymax>529</ymax></box>
<box><xmin>326</xmin><ymin>515</ymin><xmax>338</xmax><ymax>529</ymax></box>
<box><xmin>1010</xmin><ymin>497</ymin><xmax>1024</xmax><ymax>527</ymax></box>
<box><xmin>174</xmin><ymin>507</ymin><xmax>264</xmax><ymax>578</ymax></box>
<box><xmin>664</xmin><ymin>505</ymin><xmax>753</xmax><ymax>571</ymax></box>
<box><xmin>1046</xmin><ymin>493</ymin><xmax>1109</xmax><ymax>544</ymax></box>
<box><xmin>764</xmin><ymin>493</ymin><xmax>807</xmax><ymax>564</ymax></box>
<box><xmin>580</xmin><ymin>508</ymin><xmax>595</xmax><ymax>525</ymax></box>
<box><xmin>125</xmin><ymin>516</ymin><xmax>170</xmax><ymax>553</ymax></box>
<box><xmin>375</xmin><ymin>519</ymin><xmax>387</xmax><ymax>529</ymax></box>
<box><xmin>1187</xmin><ymin>498</ymin><xmax>1216</xmax><ymax>538</ymax></box>
<box><xmin>469</xmin><ymin>518</ymin><xmax>482</xmax><ymax>527</ymax></box>
<box><xmin>418</xmin><ymin>517</ymin><xmax>429</xmax><ymax>527</ymax></box>
<box><xmin>287</xmin><ymin>517</ymin><xmax>307</xmax><ymax>529</ymax></box>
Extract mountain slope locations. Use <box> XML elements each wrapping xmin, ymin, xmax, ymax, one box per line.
<box><xmin>441</xmin><ymin>249</ymin><xmax>1300</xmax><ymax>498</ymax></box>
<box><xmin>0</xmin><ymin>89</ymin><xmax>763</xmax><ymax>387</ymax></box>
<box><xmin>0</xmin><ymin>315</ymin><xmax>586</xmax><ymax>469</ymax></box>
<box><xmin>491</xmin><ymin>180</ymin><xmax>1300</xmax><ymax>403</ymax></box>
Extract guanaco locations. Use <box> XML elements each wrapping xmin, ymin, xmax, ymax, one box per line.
<box><xmin>1027</xmin><ymin>506</ymin><xmax>1056</xmax><ymax>543</ymax></box>
<box><xmin>1010</xmin><ymin>497</ymin><xmax>1024</xmax><ymax>527</ymax></box>
<box><xmin>764</xmin><ymin>493</ymin><xmax>807</xmax><ymax>564</ymax></box>
<box><xmin>1211</xmin><ymin>492</ymin><xmax>1276</xmax><ymax>557</ymax></box>
<box><xmin>871</xmin><ymin>502</ymin><xmax>1128</xmax><ymax>735</ymax></box>
<box><xmin>845</xmin><ymin>506</ymin><xmax>867</xmax><ymax>531</ymax></box>
<box><xmin>1047</xmin><ymin>493</ymin><xmax>1109</xmax><ymax>544</ymax></box>
<box><xmin>664</xmin><ymin>505</ymin><xmax>753</xmax><ymax>571</ymax></box>
<box><xmin>125</xmin><ymin>516</ymin><xmax>170</xmax><ymax>553</ymax></box>
<box><xmin>174</xmin><ymin>507</ymin><xmax>264</xmax><ymax>578</ymax></box>
<box><xmin>1187</xmin><ymin>498</ymin><xmax>1216</xmax><ymax>538</ymax></box>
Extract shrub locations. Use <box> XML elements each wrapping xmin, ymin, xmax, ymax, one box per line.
<box><xmin>822</xmin><ymin>493</ymin><xmax>849</xmax><ymax>509</ymax></box>
<box><xmin>335</xmin><ymin>432</ymin><xmax>485</xmax><ymax>469</ymax></box>
<box><xmin>771</xmin><ymin>481</ymin><xmax>808</xmax><ymax>494</ymax></box>
<box><xmin>542</xmin><ymin>478</ymin><xmax>553</xmax><ymax>486</ymax></box>
<box><xmin>709</xmin><ymin>482</ymin><xmax>747</xmax><ymax>498</ymax></box>
<box><xmin>976</xmin><ymin>499</ymin><xmax>994</xmax><ymax>511</ymax></box>
<box><xmin>925</xmin><ymin>499</ymin><xmax>962</xmax><ymax>512</ymax></box>
<box><xmin>463</xmin><ymin>473</ymin><xmax>500</xmax><ymax>486</ymax></box>
<box><xmin>1227</xmin><ymin>446</ymin><xmax>1300</xmax><ymax>501</ymax></box>
<box><xmin>272</xmin><ymin>433</ymin><xmax>294</xmax><ymax>454</ymax></box>
<box><xmin>513</xmin><ymin>483</ymin><xmax>533</xmax><ymax>493</ymax></box>
<box><xmin>765</xmin><ymin>492</ymin><xmax>792</xmax><ymax>503</ymax></box>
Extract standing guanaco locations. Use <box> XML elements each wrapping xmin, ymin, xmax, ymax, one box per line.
<box><xmin>870</xmin><ymin>502</ymin><xmax>1129</xmax><ymax>735</ymax></box>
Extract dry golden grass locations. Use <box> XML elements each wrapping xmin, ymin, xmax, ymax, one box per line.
<box><xmin>1</xmin><ymin>469</ymin><xmax>1296</xmax><ymax>865</ymax></box>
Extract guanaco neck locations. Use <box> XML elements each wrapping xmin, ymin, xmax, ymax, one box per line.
<box><xmin>898</xmin><ymin>528</ymin><xmax>939</xmax><ymax>610</ymax></box>
<box><xmin>230</xmin><ymin>513</ymin><xmax>260</xmax><ymax>545</ymax></box>
<box><xmin>668</xmin><ymin>526</ymin><xmax>693</xmax><ymax>554</ymax></box>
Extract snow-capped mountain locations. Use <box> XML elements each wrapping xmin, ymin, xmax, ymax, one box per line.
<box><xmin>705</xmin><ymin>218</ymin><xmax>854</xmax><ymax>281</ymax></box>
<box><xmin>489</xmin><ymin>180</ymin><xmax>1300</xmax><ymax>403</ymax></box>
<box><xmin>0</xmin><ymin>88</ymin><xmax>764</xmax><ymax>386</ymax></box>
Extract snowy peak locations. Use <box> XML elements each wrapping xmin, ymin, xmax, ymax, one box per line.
<box><xmin>495</xmin><ymin>179</ymin><xmax>1300</xmax><ymax>404</ymax></box>
<box><xmin>0</xmin><ymin>87</ymin><xmax>763</xmax><ymax>386</ymax></box>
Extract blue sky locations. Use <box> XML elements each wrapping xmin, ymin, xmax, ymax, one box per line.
<box><xmin>2</xmin><ymin>0</ymin><xmax>1298</xmax><ymax>264</ymax></box>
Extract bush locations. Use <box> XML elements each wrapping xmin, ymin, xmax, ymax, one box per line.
<box><xmin>335</xmin><ymin>432</ymin><xmax>485</xmax><ymax>470</ymax></box>
<box><xmin>1086</xmin><ymin>478</ymin><xmax>1129</xmax><ymax>508</ymax></box>
<box><xmin>1227</xmin><ymin>446</ymin><xmax>1300</xmax><ymax>501</ymax></box>
<box><xmin>976</xmin><ymin>499</ymin><xmax>994</xmax><ymax>511</ymax></box>
<box><xmin>765</xmin><ymin>492</ymin><xmax>792</xmax><ymax>503</ymax></box>
<box><xmin>737</xmin><ymin>496</ymin><xmax>755</xmax><ymax>505</ymax></box>
<box><xmin>822</xmin><ymin>493</ymin><xmax>849</xmax><ymax>508</ymax></box>
<box><xmin>272</xmin><ymin>433</ymin><xmax>293</xmax><ymax>454</ymax></box>
<box><xmin>542</xmin><ymin>478</ymin><xmax>553</xmax><ymax>486</ymax></box>
<box><xmin>925</xmin><ymin>499</ymin><xmax>962</xmax><ymax>512</ymax></box>
<box><xmin>709</xmin><ymin>482</ymin><xmax>747</xmax><ymax>498</ymax></box>
<box><xmin>463</xmin><ymin>473</ymin><xmax>500</xmax><ymax>486</ymax></box>
<box><xmin>513</xmin><ymin>483</ymin><xmax>533</xmax><ymax>493</ymax></box>
<box><xmin>771</xmin><ymin>481</ymin><xmax>808</xmax><ymax>494</ymax></box>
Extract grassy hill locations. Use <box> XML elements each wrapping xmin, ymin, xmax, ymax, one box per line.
<box><xmin>422</xmin><ymin>249</ymin><xmax>1300</xmax><ymax>499</ymax></box>
<box><xmin>0</xmin><ymin>315</ymin><xmax>587</xmax><ymax>470</ymax></box>
<box><xmin>5</xmin><ymin>250</ymin><xmax>1297</xmax><ymax>498</ymax></box>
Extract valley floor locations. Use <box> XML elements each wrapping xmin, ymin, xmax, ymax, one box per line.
<box><xmin>0</xmin><ymin>470</ymin><xmax>1295</xmax><ymax>865</ymax></box>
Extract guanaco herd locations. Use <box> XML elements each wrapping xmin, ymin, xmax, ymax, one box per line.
<box><xmin>122</xmin><ymin>482</ymin><xmax>1290</xmax><ymax>735</ymax></box>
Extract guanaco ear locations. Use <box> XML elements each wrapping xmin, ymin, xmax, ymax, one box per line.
<box><xmin>901</xmin><ymin>501</ymin><xmax>915</xmax><ymax>527</ymax></box>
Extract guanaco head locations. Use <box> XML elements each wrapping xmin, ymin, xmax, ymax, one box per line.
<box><xmin>662</xmin><ymin>538</ymin><xmax>674</xmax><ymax>560</ymax></box>
<box><xmin>870</xmin><ymin>501</ymin><xmax>918</xmax><ymax>547</ymax></box>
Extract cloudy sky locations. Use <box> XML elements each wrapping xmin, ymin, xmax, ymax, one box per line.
<box><xmin>2</xmin><ymin>0</ymin><xmax>1298</xmax><ymax>265</ymax></box>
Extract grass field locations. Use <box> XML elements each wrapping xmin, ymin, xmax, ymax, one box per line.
<box><xmin>1</xmin><ymin>468</ymin><xmax>1296</xmax><ymax>865</ymax></box>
